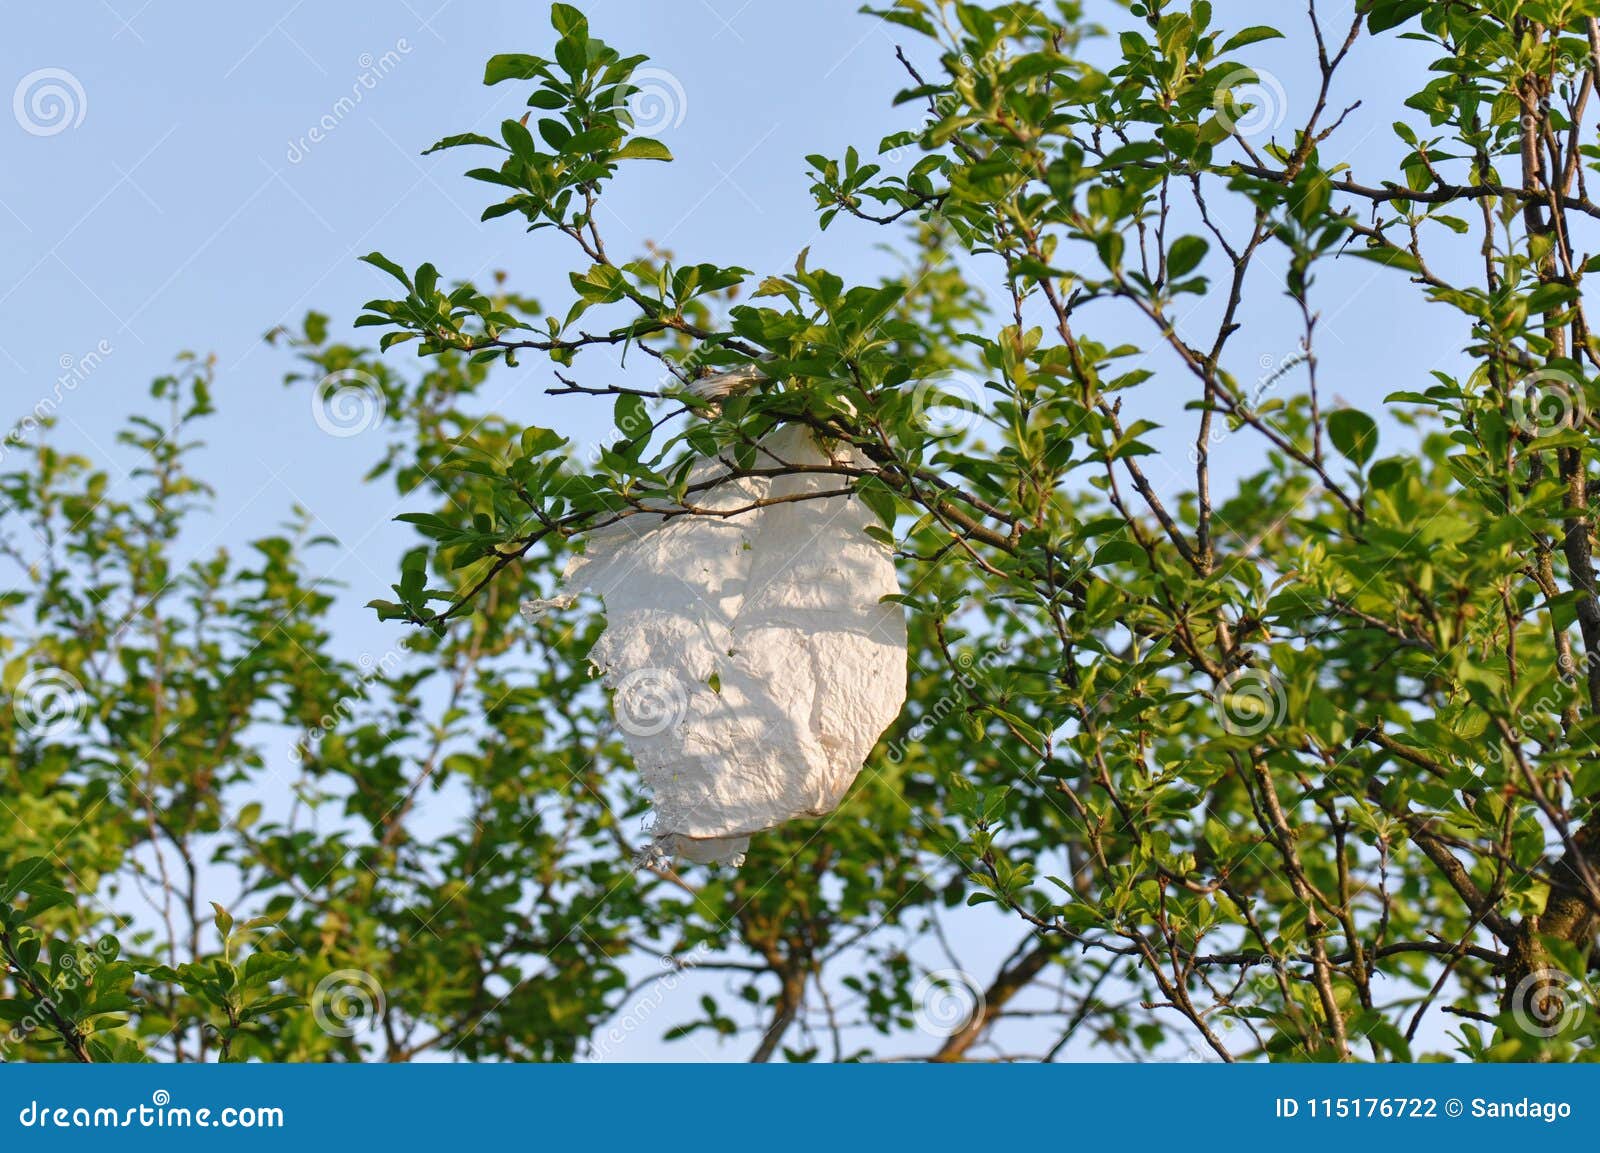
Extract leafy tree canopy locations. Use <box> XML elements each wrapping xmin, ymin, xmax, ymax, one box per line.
<box><xmin>7</xmin><ymin>0</ymin><xmax>1600</xmax><ymax>1062</ymax></box>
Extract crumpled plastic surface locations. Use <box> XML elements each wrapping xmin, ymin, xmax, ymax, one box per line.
<box><xmin>526</xmin><ymin>425</ymin><xmax>907</xmax><ymax>865</ymax></box>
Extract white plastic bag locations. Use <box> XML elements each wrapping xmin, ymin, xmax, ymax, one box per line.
<box><xmin>527</xmin><ymin>425</ymin><xmax>907</xmax><ymax>864</ymax></box>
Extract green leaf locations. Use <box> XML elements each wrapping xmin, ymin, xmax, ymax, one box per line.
<box><xmin>501</xmin><ymin>118</ymin><xmax>539</xmax><ymax>159</ymax></box>
<box><xmin>422</xmin><ymin>132</ymin><xmax>502</xmax><ymax>155</ymax></box>
<box><xmin>1</xmin><ymin>857</ymin><xmax>51</xmax><ymax>903</ymax></box>
<box><xmin>614</xmin><ymin>393</ymin><xmax>650</xmax><ymax>440</ymax></box>
<box><xmin>484</xmin><ymin>54</ymin><xmax>547</xmax><ymax>85</ymax></box>
<box><xmin>414</xmin><ymin>263</ymin><xmax>438</xmax><ymax>300</ymax></box>
<box><xmin>520</xmin><ymin>426</ymin><xmax>567</xmax><ymax>456</ymax></box>
<box><xmin>360</xmin><ymin>252</ymin><xmax>412</xmax><ymax>288</ymax></box>
<box><xmin>243</xmin><ymin>994</ymin><xmax>307</xmax><ymax>1019</ymax></box>
<box><xmin>1366</xmin><ymin>0</ymin><xmax>1427</xmax><ymax>34</ymax></box>
<box><xmin>1346</xmin><ymin>246</ymin><xmax>1420</xmax><ymax>273</ymax></box>
<box><xmin>1093</xmin><ymin>539</ymin><xmax>1147</xmax><ymax>568</ymax></box>
<box><xmin>1167</xmin><ymin>235</ymin><xmax>1209</xmax><ymax>279</ymax></box>
<box><xmin>562</xmin><ymin>126</ymin><xmax>624</xmax><ymax>155</ymax></box>
<box><xmin>1368</xmin><ymin>457</ymin><xmax>1406</xmax><ymax>490</ymax></box>
<box><xmin>1219</xmin><ymin>26</ymin><xmax>1284</xmax><ymax>52</ymax></box>
<box><xmin>855</xmin><ymin>476</ymin><xmax>898</xmax><ymax>528</ymax></box>
<box><xmin>1327</xmin><ymin>408</ymin><xmax>1378</xmax><ymax>467</ymax></box>
<box><xmin>615</xmin><ymin>137</ymin><xmax>673</xmax><ymax>162</ymax></box>
<box><xmin>242</xmin><ymin>953</ymin><xmax>295</xmax><ymax>987</ymax></box>
<box><xmin>550</xmin><ymin>3</ymin><xmax>588</xmax><ymax>37</ymax></box>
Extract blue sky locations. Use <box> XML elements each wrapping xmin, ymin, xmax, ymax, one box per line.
<box><xmin>4</xmin><ymin>0</ymin><xmax>1467</xmax><ymax>1059</ymax></box>
<box><xmin>3</xmin><ymin>0</ymin><xmax>1452</xmax><ymax>656</ymax></box>
<box><xmin>6</xmin><ymin>0</ymin><xmax>977</xmax><ymax>662</ymax></box>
